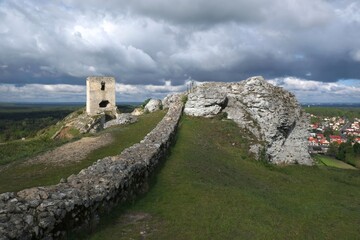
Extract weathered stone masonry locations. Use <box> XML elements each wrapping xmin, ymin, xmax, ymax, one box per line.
<box><xmin>86</xmin><ymin>76</ymin><xmax>117</xmax><ymax>116</ymax></box>
<box><xmin>0</xmin><ymin>100</ymin><xmax>184</xmax><ymax>240</ymax></box>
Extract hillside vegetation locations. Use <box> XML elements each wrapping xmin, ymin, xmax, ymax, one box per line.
<box><xmin>314</xmin><ymin>154</ymin><xmax>357</xmax><ymax>170</ymax></box>
<box><xmin>0</xmin><ymin>103</ymin><xmax>80</xmax><ymax>142</ymax></box>
<box><xmin>84</xmin><ymin>116</ymin><xmax>360</xmax><ymax>240</ymax></box>
<box><xmin>0</xmin><ymin>103</ymin><xmax>142</xmax><ymax>166</ymax></box>
<box><xmin>304</xmin><ymin>106</ymin><xmax>360</xmax><ymax>120</ymax></box>
<box><xmin>0</xmin><ymin>110</ymin><xmax>166</xmax><ymax>193</ymax></box>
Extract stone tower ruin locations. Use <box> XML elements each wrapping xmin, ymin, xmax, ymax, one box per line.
<box><xmin>86</xmin><ymin>76</ymin><xmax>117</xmax><ymax>116</ymax></box>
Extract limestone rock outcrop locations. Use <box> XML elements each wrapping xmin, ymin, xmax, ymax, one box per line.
<box><xmin>184</xmin><ymin>88</ymin><xmax>227</xmax><ymax>117</ymax></box>
<box><xmin>184</xmin><ymin>76</ymin><xmax>312</xmax><ymax>165</ymax></box>
<box><xmin>131</xmin><ymin>107</ymin><xmax>144</xmax><ymax>116</ymax></box>
<box><xmin>66</xmin><ymin>112</ymin><xmax>104</xmax><ymax>134</ymax></box>
<box><xmin>51</xmin><ymin>109</ymin><xmax>104</xmax><ymax>139</ymax></box>
<box><xmin>104</xmin><ymin>113</ymin><xmax>137</xmax><ymax>129</ymax></box>
<box><xmin>144</xmin><ymin>99</ymin><xmax>162</xmax><ymax>112</ymax></box>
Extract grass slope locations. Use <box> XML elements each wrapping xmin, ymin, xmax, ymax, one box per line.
<box><xmin>0</xmin><ymin>138</ymin><xmax>68</xmax><ymax>166</ymax></box>
<box><xmin>315</xmin><ymin>154</ymin><xmax>358</xmax><ymax>170</ymax></box>
<box><xmin>86</xmin><ymin>116</ymin><xmax>360</xmax><ymax>240</ymax></box>
<box><xmin>0</xmin><ymin>111</ymin><xmax>166</xmax><ymax>193</ymax></box>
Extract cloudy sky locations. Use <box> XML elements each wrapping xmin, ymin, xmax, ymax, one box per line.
<box><xmin>0</xmin><ymin>0</ymin><xmax>359</xmax><ymax>103</ymax></box>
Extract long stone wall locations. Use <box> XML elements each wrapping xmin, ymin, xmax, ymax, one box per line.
<box><xmin>0</xmin><ymin>100</ymin><xmax>184</xmax><ymax>240</ymax></box>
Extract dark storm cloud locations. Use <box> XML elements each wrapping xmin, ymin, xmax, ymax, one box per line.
<box><xmin>125</xmin><ymin>0</ymin><xmax>268</xmax><ymax>25</ymax></box>
<box><xmin>63</xmin><ymin>0</ymin><xmax>268</xmax><ymax>25</ymax></box>
<box><xmin>0</xmin><ymin>0</ymin><xmax>360</xmax><ymax>102</ymax></box>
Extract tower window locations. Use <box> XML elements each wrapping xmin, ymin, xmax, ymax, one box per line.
<box><xmin>101</xmin><ymin>81</ymin><xmax>105</xmax><ymax>91</ymax></box>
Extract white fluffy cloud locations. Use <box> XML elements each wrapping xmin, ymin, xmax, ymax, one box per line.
<box><xmin>269</xmin><ymin>77</ymin><xmax>360</xmax><ymax>103</ymax></box>
<box><xmin>0</xmin><ymin>80</ymin><xmax>189</xmax><ymax>102</ymax></box>
<box><xmin>0</xmin><ymin>84</ymin><xmax>86</xmax><ymax>102</ymax></box>
<box><xmin>115</xmin><ymin>80</ymin><xmax>188</xmax><ymax>101</ymax></box>
<box><xmin>2</xmin><ymin>77</ymin><xmax>359</xmax><ymax>103</ymax></box>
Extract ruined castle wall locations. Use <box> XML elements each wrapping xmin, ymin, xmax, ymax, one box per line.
<box><xmin>0</xmin><ymin>100</ymin><xmax>184</xmax><ymax>239</ymax></box>
<box><xmin>86</xmin><ymin>77</ymin><xmax>116</xmax><ymax>116</ymax></box>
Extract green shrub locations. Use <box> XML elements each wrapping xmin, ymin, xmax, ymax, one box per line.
<box><xmin>214</xmin><ymin>111</ymin><xmax>228</xmax><ymax>120</ymax></box>
<box><xmin>181</xmin><ymin>95</ymin><xmax>188</xmax><ymax>104</ymax></box>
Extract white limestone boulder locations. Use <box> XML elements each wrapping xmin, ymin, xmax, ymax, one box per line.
<box><xmin>104</xmin><ymin>113</ymin><xmax>137</xmax><ymax>128</ymax></box>
<box><xmin>184</xmin><ymin>85</ymin><xmax>227</xmax><ymax>117</ymax></box>
<box><xmin>131</xmin><ymin>107</ymin><xmax>144</xmax><ymax>116</ymax></box>
<box><xmin>144</xmin><ymin>99</ymin><xmax>162</xmax><ymax>112</ymax></box>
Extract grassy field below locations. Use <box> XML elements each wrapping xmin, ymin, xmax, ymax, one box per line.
<box><xmin>83</xmin><ymin>116</ymin><xmax>360</xmax><ymax>240</ymax></box>
<box><xmin>0</xmin><ymin>110</ymin><xmax>166</xmax><ymax>193</ymax></box>
<box><xmin>314</xmin><ymin>154</ymin><xmax>358</xmax><ymax>170</ymax></box>
<box><xmin>0</xmin><ymin>138</ymin><xmax>68</xmax><ymax>166</ymax></box>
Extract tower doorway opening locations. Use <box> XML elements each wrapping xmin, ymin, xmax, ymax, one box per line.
<box><xmin>99</xmin><ymin>100</ymin><xmax>110</xmax><ymax>108</ymax></box>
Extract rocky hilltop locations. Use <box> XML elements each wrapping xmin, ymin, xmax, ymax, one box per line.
<box><xmin>184</xmin><ymin>76</ymin><xmax>312</xmax><ymax>165</ymax></box>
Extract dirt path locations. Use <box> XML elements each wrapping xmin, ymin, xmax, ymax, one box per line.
<box><xmin>24</xmin><ymin>133</ymin><xmax>113</xmax><ymax>166</ymax></box>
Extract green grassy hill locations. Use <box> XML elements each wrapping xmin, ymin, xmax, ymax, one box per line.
<box><xmin>2</xmin><ymin>104</ymin><xmax>360</xmax><ymax>239</ymax></box>
<box><xmin>0</xmin><ymin>110</ymin><xmax>166</xmax><ymax>193</ymax></box>
<box><xmin>84</xmin><ymin>116</ymin><xmax>360</xmax><ymax>240</ymax></box>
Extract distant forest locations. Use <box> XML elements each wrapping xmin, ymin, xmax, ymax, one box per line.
<box><xmin>304</xmin><ymin>107</ymin><xmax>360</xmax><ymax>120</ymax></box>
<box><xmin>0</xmin><ymin>104</ymin><xmax>80</xmax><ymax>142</ymax></box>
<box><xmin>0</xmin><ymin>103</ymin><xmax>138</xmax><ymax>142</ymax></box>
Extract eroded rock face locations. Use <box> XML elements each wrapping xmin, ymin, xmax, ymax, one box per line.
<box><xmin>144</xmin><ymin>99</ymin><xmax>162</xmax><ymax>112</ymax></box>
<box><xmin>184</xmin><ymin>87</ymin><xmax>227</xmax><ymax>117</ymax></box>
<box><xmin>52</xmin><ymin>109</ymin><xmax>105</xmax><ymax>139</ymax></box>
<box><xmin>184</xmin><ymin>76</ymin><xmax>312</xmax><ymax>165</ymax></box>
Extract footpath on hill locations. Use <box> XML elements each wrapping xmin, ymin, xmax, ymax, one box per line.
<box><xmin>0</xmin><ymin>110</ymin><xmax>166</xmax><ymax>193</ymax></box>
<box><xmin>0</xmin><ymin>134</ymin><xmax>113</xmax><ymax>173</ymax></box>
<box><xmin>24</xmin><ymin>133</ymin><xmax>113</xmax><ymax>166</ymax></box>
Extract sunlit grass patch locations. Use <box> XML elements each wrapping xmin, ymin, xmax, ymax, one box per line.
<box><xmin>314</xmin><ymin>154</ymin><xmax>358</xmax><ymax>170</ymax></box>
<box><xmin>86</xmin><ymin>116</ymin><xmax>360</xmax><ymax>240</ymax></box>
<box><xmin>0</xmin><ymin>110</ymin><xmax>166</xmax><ymax>193</ymax></box>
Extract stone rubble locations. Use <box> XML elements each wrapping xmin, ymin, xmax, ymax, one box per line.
<box><xmin>184</xmin><ymin>76</ymin><xmax>313</xmax><ymax>165</ymax></box>
<box><xmin>0</xmin><ymin>98</ymin><xmax>184</xmax><ymax>240</ymax></box>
